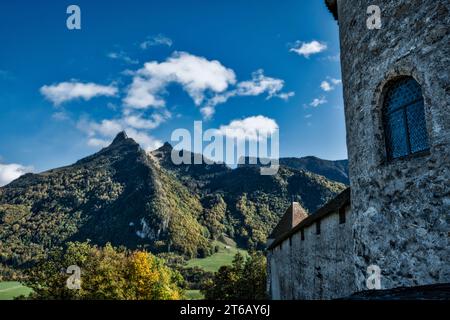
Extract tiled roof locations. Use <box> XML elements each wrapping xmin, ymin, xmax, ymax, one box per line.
<box><xmin>268</xmin><ymin>202</ymin><xmax>308</xmax><ymax>240</ymax></box>
<box><xmin>267</xmin><ymin>188</ymin><xmax>350</xmax><ymax>250</ymax></box>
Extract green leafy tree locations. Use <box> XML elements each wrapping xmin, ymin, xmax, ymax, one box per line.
<box><xmin>202</xmin><ymin>252</ymin><xmax>267</xmax><ymax>300</ymax></box>
<box><xmin>23</xmin><ymin>241</ymin><xmax>184</xmax><ymax>300</ymax></box>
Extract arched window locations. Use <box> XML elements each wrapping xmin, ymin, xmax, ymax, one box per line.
<box><xmin>383</xmin><ymin>77</ymin><xmax>429</xmax><ymax>160</ymax></box>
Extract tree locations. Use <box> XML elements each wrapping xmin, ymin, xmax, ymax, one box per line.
<box><xmin>202</xmin><ymin>252</ymin><xmax>267</xmax><ymax>300</ymax></box>
<box><xmin>23</xmin><ymin>241</ymin><xmax>184</xmax><ymax>300</ymax></box>
<box><xmin>128</xmin><ymin>251</ymin><xmax>183</xmax><ymax>300</ymax></box>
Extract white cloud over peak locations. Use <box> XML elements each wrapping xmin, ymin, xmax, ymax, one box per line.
<box><xmin>77</xmin><ymin>110</ymin><xmax>170</xmax><ymax>152</ymax></box>
<box><xmin>82</xmin><ymin>121</ymin><xmax>163</xmax><ymax>151</ymax></box>
<box><xmin>0</xmin><ymin>163</ymin><xmax>34</xmax><ymax>186</ymax></box>
<box><xmin>40</xmin><ymin>81</ymin><xmax>118</xmax><ymax>106</ymax></box>
<box><xmin>214</xmin><ymin>115</ymin><xmax>278</xmax><ymax>142</ymax></box>
<box><xmin>123</xmin><ymin>110</ymin><xmax>171</xmax><ymax>130</ymax></box>
<box><xmin>123</xmin><ymin>51</ymin><xmax>237</xmax><ymax>109</ymax></box>
<box><xmin>87</xmin><ymin>137</ymin><xmax>110</xmax><ymax>148</ymax></box>
<box><xmin>290</xmin><ymin>40</ymin><xmax>327</xmax><ymax>58</ymax></box>
<box><xmin>140</xmin><ymin>34</ymin><xmax>173</xmax><ymax>50</ymax></box>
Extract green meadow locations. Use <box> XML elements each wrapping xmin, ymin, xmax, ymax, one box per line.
<box><xmin>186</xmin><ymin>241</ymin><xmax>248</xmax><ymax>273</ymax></box>
<box><xmin>0</xmin><ymin>281</ymin><xmax>32</xmax><ymax>300</ymax></box>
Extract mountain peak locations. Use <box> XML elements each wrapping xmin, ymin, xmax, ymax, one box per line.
<box><xmin>111</xmin><ymin>131</ymin><xmax>129</xmax><ymax>145</ymax></box>
<box><xmin>158</xmin><ymin>142</ymin><xmax>173</xmax><ymax>152</ymax></box>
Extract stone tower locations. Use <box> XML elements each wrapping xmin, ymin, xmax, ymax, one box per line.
<box><xmin>327</xmin><ymin>0</ymin><xmax>449</xmax><ymax>290</ymax></box>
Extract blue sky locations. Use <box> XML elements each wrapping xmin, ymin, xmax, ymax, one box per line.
<box><xmin>0</xmin><ymin>0</ymin><xmax>346</xmax><ymax>184</ymax></box>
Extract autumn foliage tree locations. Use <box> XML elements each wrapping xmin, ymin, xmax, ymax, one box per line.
<box><xmin>24</xmin><ymin>241</ymin><xmax>184</xmax><ymax>300</ymax></box>
<box><xmin>128</xmin><ymin>251</ymin><xmax>183</xmax><ymax>300</ymax></box>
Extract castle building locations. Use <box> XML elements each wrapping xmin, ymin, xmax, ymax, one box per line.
<box><xmin>267</xmin><ymin>0</ymin><xmax>449</xmax><ymax>299</ymax></box>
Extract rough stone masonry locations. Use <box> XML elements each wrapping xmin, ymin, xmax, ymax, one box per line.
<box><xmin>267</xmin><ymin>0</ymin><xmax>449</xmax><ymax>299</ymax></box>
<box><xmin>340</xmin><ymin>0</ymin><xmax>449</xmax><ymax>292</ymax></box>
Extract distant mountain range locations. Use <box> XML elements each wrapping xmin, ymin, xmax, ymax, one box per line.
<box><xmin>240</xmin><ymin>156</ymin><xmax>349</xmax><ymax>184</ymax></box>
<box><xmin>0</xmin><ymin>132</ymin><xmax>347</xmax><ymax>271</ymax></box>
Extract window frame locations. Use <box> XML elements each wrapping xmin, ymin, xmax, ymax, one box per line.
<box><xmin>382</xmin><ymin>77</ymin><xmax>430</xmax><ymax>161</ymax></box>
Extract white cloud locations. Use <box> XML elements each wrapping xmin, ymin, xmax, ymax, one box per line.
<box><xmin>202</xmin><ymin>69</ymin><xmax>294</xmax><ymax>119</ymax></box>
<box><xmin>77</xmin><ymin>110</ymin><xmax>169</xmax><ymax>152</ymax></box>
<box><xmin>140</xmin><ymin>34</ymin><xmax>173</xmax><ymax>49</ymax></box>
<box><xmin>276</xmin><ymin>92</ymin><xmax>296</xmax><ymax>101</ymax></box>
<box><xmin>236</xmin><ymin>69</ymin><xmax>294</xmax><ymax>100</ymax></box>
<box><xmin>124</xmin><ymin>51</ymin><xmax>236</xmax><ymax>109</ymax></box>
<box><xmin>320</xmin><ymin>81</ymin><xmax>332</xmax><ymax>92</ymax></box>
<box><xmin>122</xmin><ymin>52</ymin><xmax>293</xmax><ymax>119</ymax></box>
<box><xmin>83</xmin><ymin>119</ymin><xmax>124</xmax><ymax>137</ymax></box>
<box><xmin>87</xmin><ymin>138</ymin><xmax>110</xmax><ymax>148</ymax></box>
<box><xmin>214</xmin><ymin>115</ymin><xmax>278</xmax><ymax>142</ymax></box>
<box><xmin>321</xmin><ymin>54</ymin><xmax>340</xmax><ymax>62</ymax></box>
<box><xmin>106</xmin><ymin>102</ymin><xmax>118</xmax><ymax>110</ymax></box>
<box><xmin>200</xmin><ymin>106</ymin><xmax>216</xmax><ymax>119</ymax></box>
<box><xmin>107</xmin><ymin>51</ymin><xmax>139</xmax><ymax>65</ymax></box>
<box><xmin>330</xmin><ymin>78</ymin><xmax>342</xmax><ymax>85</ymax></box>
<box><xmin>123</xmin><ymin>110</ymin><xmax>171</xmax><ymax>130</ymax></box>
<box><xmin>86</xmin><ymin>131</ymin><xmax>162</xmax><ymax>151</ymax></box>
<box><xmin>40</xmin><ymin>81</ymin><xmax>118</xmax><ymax>106</ymax></box>
<box><xmin>310</xmin><ymin>96</ymin><xmax>327</xmax><ymax>107</ymax></box>
<box><xmin>0</xmin><ymin>163</ymin><xmax>34</xmax><ymax>186</ymax></box>
<box><xmin>320</xmin><ymin>78</ymin><xmax>342</xmax><ymax>92</ymax></box>
<box><xmin>290</xmin><ymin>40</ymin><xmax>327</xmax><ymax>58</ymax></box>
<box><xmin>121</xmin><ymin>69</ymin><xmax>137</xmax><ymax>77</ymax></box>
<box><xmin>305</xmin><ymin>114</ymin><xmax>312</xmax><ymax>119</ymax></box>
<box><xmin>52</xmin><ymin>111</ymin><xmax>70</xmax><ymax>121</ymax></box>
<box><xmin>126</xmin><ymin>128</ymin><xmax>163</xmax><ymax>151</ymax></box>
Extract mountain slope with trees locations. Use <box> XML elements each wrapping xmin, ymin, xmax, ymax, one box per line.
<box><xmin>0</xmin><ymin>132</ymin><xmax>346</xmax><ymax>275</ymax></box>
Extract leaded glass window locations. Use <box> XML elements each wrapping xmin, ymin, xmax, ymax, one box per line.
<box><xmin>383</xmin><ymin>77</ymin><xmax>429</xmax><ymax>160</ymax></box>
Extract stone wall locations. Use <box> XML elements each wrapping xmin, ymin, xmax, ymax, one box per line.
<box><xmin>337</xmin><ymin>0</ymin><xmax>450</xmax><ymax>291</ymax></box>
<box><xmin>267</xmin><ymin>0</ymin><xmax>449</xmax><ymax>300</ymax></box>
<box><xmin>267</xmin><ymin>206</ymin><xmax>355</xmax><ymax>299</ymax></box>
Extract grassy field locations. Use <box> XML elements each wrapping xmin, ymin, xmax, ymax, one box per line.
<box><xmin>184</xmin><ymin>241</ymin><xmax>247</xmax><ymax>300</ymax></box>
<box><xmin>185</xmin><ymin>289</ymin><xmax>204</xmax><ymax>300</ymax></box>
<box><xmin>0</xmin><ymin>281</ymin><xmax>32</xmax><ymax>300</ymax></box>
<box><xmin>186</xmin><ymin>241</ymin><xmax>248</xmax><ymax>273</ymax></box>
<box><xmin>0</xmin><ymin>241</ymin><xmax>246</xmax><ymax>300</ymax></box>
